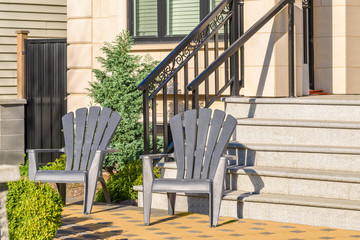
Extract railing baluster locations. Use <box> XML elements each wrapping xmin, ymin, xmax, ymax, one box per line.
<box><xmin>192</xmin><ymin>88</ymin><xmax>199</xmax><ymax>110</ymax></box>
<box><xmin>224</xmin><ymin>21</ymin><xmax>229</xmax><ymax>84</ymax></box>
<box><xmin>152</xmin><ymin>95</ymin><xmax>157</xmax><ymax>153</ymax></box>
<box><xmin>193</xmin><ymin>52</ymin><xmax>199</xmax><ymax>109</ymax></box>
<box><xmin>143</xmin><ymin>89</ymin><xmax>150</xmax><ymax>154</ymax></box>
<box><xmin>173</xmin><ymin>74</ymin><xmax>178</xmax><ymax>115</ymax></box>
<box><xmin>230</xmin><ymin>0</ymin><xmax>240</xmax><ymax>96</ymax></box>
<box><xmin>288</xmin><ymin>1</ymin><xmax>295</xmax><ymax>97</ymax></box>
<box><xmin>214</xmin><ymin>32</ymin><xmax>219</xmax><ymax>94</ymax></box>
<box><xmin>163</xmin><ymin>86</ymin><xmax>168</xmax><ymax>150</ymax></box>
<box><xmin>204</xmin><ymin>43</ymin><xmax>209</xmax><ymax>104</ymax></box>
<box><xmin>184</xmin><ymin>63</ymin><xmax>189</xmax><ymax>110</ymax></box>
<box><xmin>240</xmin><ymin>0</ymin><xmax>245</xmax><ymax>87</ymax></box>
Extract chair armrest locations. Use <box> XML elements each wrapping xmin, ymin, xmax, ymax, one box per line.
<box><xmin>27</xmin><ymin>148</ymin><xmax>65</xmax><ymax>153</ymax></box>
<box><xmin>27</xmin><ymin>148</ymin><xmax>65</xmax><ymax>181</ymax></box>
<box><xmin>141</xmin><ymin>153</ymin><xmax>174</xmax><ymax>167</ymax></box>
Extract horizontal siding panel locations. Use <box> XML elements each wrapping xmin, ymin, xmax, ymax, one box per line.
<box><xmin>0</xmin><ymin>28</ymin><xmax>66</xmax><ymax>37</ymax></box>
<box><xmin>0</xmin><ymin>20</ymin><xmax>66</xmax><ymax>29</ymax></box>
<box><xmin>0</xmin><ymin>3</ymin><xmax>66</xmax><ymax>14</ymax></box>
<box><xmin>0</xmin><ymin>11</ymin><xmax>67</xmax><ymax>22</ymax></box>
<box><xmin>0</xmin><ymin>45</ymin><xmax>16</xmax><ymax>52</ymax></box>
<box><xmin>0</xmin><ymin>70</ymin><xmax>16</xmax><ymax>77</ymax></box>
<box><xmin>0</xmin><ymin>94</ymin><xmax>17</xmax><ymax>99</ymax></box>
<box><xmin>0</xmin><ymin>86</ymin><xmax>16</xmax><ymax>94</ymax></box>
<box><xmin>0</xmin><ymin>78</ymin><xmax>16</xmax><ymax>85</ymax></box>
<box><xmin>0</xmin><ymin>61</ymin><xmax>16</xmax><ymax>69</ymax></box>
<box><xmin>1</xmin><ymin>0</ymin><xmax>66</xmax><ymax>6</ymax></box>
<box><xmin>0</xmin><ymin>36</ymin><xmax>16</xmax><ymax>44</ymax></box>
<box><xmin>0</xmin><ymin>53</ymin><xmax>16</xmax><ymax>61</ymax></box>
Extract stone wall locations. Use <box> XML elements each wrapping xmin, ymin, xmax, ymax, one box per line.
<box><xmin>0</xmin><ymin>99</ymin><xmax>26</xmax><ymax>165</ymax></box>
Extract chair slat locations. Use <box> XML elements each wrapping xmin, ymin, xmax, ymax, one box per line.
<box><xmin>201</xmin><ymin>110</ymin><xmax>225</xmax><ymax>179</ymax></box>
<box><xmin>80</xmin><ymin>107</ymin><xmax>101</xmax><ymax>171</ymax></box>
<box><xmin>98</xmin><ymin>111</ymin><xmax>122</xmax><ymax>150</ymax></box>
<box><xmin>184</xmin><ymin>109</ymin><xmax>197</xmax><ymax>179</ymax></box>
<box><xmin>88</xmin><ymin>107</ymin><xmax>112</xmax><ymax>168</ymax></box>
<box><xmin>73</xmin><ymin>108</ymin><xmax>88</xmax><ymax>170</ymax></box>
<box><xmin>62</xmin><ymin>112</ymin><xmax>74</xmax><ymax>171</ymax></box>
<box><xmin>208</xmin><ymin>115</ymin><xmax>237</xmax><ymax>179</ymax></box>
<box><xmin>170</xmin><ymin>113</ymin><xmax>185</xmax><ymax>179</ymax></box>
<box><xmin>193</xmin><ymin>108</ymin><xmax>212</xmax><ymax>179</ymax></box>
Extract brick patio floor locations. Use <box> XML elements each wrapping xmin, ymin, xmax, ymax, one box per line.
<box><xmin>54</xmin><ymin>199</ymin><xmax>360</xmax><ymax>240</ymax></box>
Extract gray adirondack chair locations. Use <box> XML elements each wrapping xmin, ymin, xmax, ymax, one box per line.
<box><xmin>142</xmin><ymin>108</ymin><xmax>236</xmax><ymax>227</ymax></box>
<box><xmin>27</xmin><ymin>106</ymin><xmax>121</xmax><ymax>214</ymax></box>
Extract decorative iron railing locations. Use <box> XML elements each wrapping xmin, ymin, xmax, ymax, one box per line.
<box><xmin>138</xmin><ymin>0</ymin><xmax>296</xmax><ymax>154</ymax></box>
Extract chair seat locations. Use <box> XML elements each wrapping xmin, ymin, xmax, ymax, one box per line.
<box><xmin>152</xmin><ymin>179</ymin><xmax>212</xmax><ymax>193</ymax></box>
<box><xmin>35</xmin><ymin>170</ymin><xmax>87</xmax><ymax>183</ymax></box>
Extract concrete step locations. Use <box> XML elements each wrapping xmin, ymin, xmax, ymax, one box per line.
<box><xmin>235</xmin><ymin>118</ymin><xmax>360</xmax><ymax>148</ymax></box>
<box><xmin>228</xmin><ymin>142</ymin><xmax>360</xmax><ymax>172</ymax></box>
<box><xmin>158</xmin><ymin>162</ymin><xmax>360</xmax><ymax>201</ymax></box>
<box><xmin>134</xmin><ymin>186</ymin><xmax>360</xmax><ymax>231</ymax></box>
<box><xmin>226</xmin><ymin>166</ymin><xmax>360</xmax><ymax>201</ymax></box>
<box><xmin>224</xmin><ymin>96</ymin><xmax>360</xmax><ymax>121</ymax></box>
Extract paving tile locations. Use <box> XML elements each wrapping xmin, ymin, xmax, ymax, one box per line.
<box><xmin>55</xmin><ymin>201</ymin><xmax>360</xmax><ymax>240</ymax></box>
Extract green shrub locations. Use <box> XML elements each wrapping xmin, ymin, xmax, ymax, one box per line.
<box><xmin>88</xmin><ymin>30</ymin><xmax>159</xmax><ymax>171</ymax></box>
<box><xmin>96</xmin><ymin>159</ymin><xmax>161</xmax><ymax>202</ymax></box>
<box><xmin>20</xmin><ymin>154</ymin><xmax>67</xmax><ymax>177</ymax></box>
<box><xmin>7</xmin><ymin>178</ymin><xmax>63</xmax><ymax>240</ymax></box>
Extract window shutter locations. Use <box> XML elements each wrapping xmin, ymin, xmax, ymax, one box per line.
<box><xmin>134</xmin><ymin>0</ymin><xmax>157</xmax><ymax>37</ymax></box>
<box><xmin>167</xmin><ymin>0</ymin><xmax>200</xmax><ymax>36</ymax></box>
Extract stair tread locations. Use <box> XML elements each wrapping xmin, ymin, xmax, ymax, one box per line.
<box><xmin>228</xmin><ymin>142</ymin><xmax>360</xmax><ymax>155</ymax></box>
<box><xmin>223</xmin><ymin>190</ymin><xmax>360</xmax><ymax>211</ymax></box>
<box><xmin>223</xmin><ymin>96</ymin><xmax>360</xmax><ymax>105</ymax></box>
<box><xmin>236</xmin><ymin>118</ymin><xmax>360</xmax><ymax>129</ymax></box>
<box><xmin>227</xmin><ymin>165</ymin><xmax>360</xmax><ymax>183</ymax></box>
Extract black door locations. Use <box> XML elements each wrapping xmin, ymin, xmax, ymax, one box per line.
<box><xmin>25</xmin><ymin>39</ymin><xmax>67</xmax><ymax>165</ymax></box>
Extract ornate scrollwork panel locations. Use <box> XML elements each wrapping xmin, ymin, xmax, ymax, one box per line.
<box><xmin>148</xmin><ymin>1</ymin><xmax>233</xmax><ymax>94</ymax></box>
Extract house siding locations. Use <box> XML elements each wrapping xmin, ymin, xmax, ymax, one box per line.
<box><xmin>0</xmin><ymin>0</ymin><xmax>67</xmax><ymax>99</ymax></box>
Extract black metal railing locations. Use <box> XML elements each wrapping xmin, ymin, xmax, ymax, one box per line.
<box><xmin>138</xmin><ymin>0</ymin><xmax>295</xmax><ymax>154</ymax></box>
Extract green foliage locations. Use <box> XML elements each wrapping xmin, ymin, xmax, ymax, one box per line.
<box><xmin>96</xmin><ymin>159</ymin><xmax>161</xmax><ymax>202</ymax></box>
<box><xmin>88</xmin><ymin>30</ymin><xmax>159</xmax><ymax>171</ymax></box>
<box><xmin>20</xmin><ymin>154</ymin><xmax>67</xmax><ymax>177</ymax></box>
<box><xmin>7</xmin><ymin>178</ymin><xmax>63</xmax><ymax>240</ymax></box>
<box><xmin>41</xmin><ymin>154</ymin><xmax>66</xmax><ymax>171</ymax></box>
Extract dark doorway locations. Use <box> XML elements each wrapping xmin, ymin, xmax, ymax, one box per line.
<box><xmin>24</xmin><ymin>39</ymin><xmax>67</xmax><ymax>165</ymax></box>
<box><xmin>303</xmin><ymin>0</ymin><xmax>314</xmax><ymax>90</ymax></box>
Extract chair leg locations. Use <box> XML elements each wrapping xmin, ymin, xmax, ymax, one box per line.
<box><xmin>85</xmin><ymin>174</ymin><xmax>98</xmax><ymax>214</ymax></box>
<box><xmin>56</xmin><ymin>183</ymin><xmax>66</xmax><ymax>205</ymax></box>
<box><xmin>209</xmin><ymin>189</ymin><xmax>213</xmax><ymax>227</ymax></box>
<box><xmin>167</xmin><ymin>193</ymin><xmax>176</xmax><ymax>215</ymax></box>
<box><xmin>143</xmin><ymin>186</ymin><xmax>152</xmax><ymax>225</ymax></box>
<box><xmin>99</xmin><ymin>177</ymin><xmax>111</xmax><ymax>204</ymax></box>
<box><xmin>83</xmin><ymin>179</ymin><xmax>88</xmax><ymax>214</ymax></box>
<box><xmin>212</xmin><ymin>184</ymin><xmax>223</xmax><ymax>227</ymax></box>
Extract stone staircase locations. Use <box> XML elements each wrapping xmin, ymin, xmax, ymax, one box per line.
<box><xmin>135</xmin><ymin>96</ymin><xmax>360</xmax><ymax>231</ymax></box>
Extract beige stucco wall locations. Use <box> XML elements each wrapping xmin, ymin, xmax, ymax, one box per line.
<box><xmin>67</xmin><ymin>0</ymin><xmax>127</xmax><ymax>112</ymax></box>
<box><xmin>314</xmin><ymin>0</ymin><xmax>360</xmax><ymax>94</ymax></box>
<box><xmin>67</xmin><ymin>0</ymin><xmax>360</xmax><ymax>111</ymax></box>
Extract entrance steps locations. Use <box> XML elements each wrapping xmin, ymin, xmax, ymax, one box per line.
<box><xmin>135</xmin><ymin>96</ymin><xmax>360</xmax><ymax>230</ymax></box>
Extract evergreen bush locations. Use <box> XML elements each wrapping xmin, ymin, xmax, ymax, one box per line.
<box><xmin>7</xmin><ymin>178</ymin><xmax>63</xmax><ymax>240</ymax></box>
<box><xmin>88</xmin><ymin>31</ymin><xmax>158</xmax><ymax>171</ymax></box>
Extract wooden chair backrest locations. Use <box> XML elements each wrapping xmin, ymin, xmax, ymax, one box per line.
<box><xmin>62</xmin><ymin>107</ymin><xmax>121</xmax><ymax>171</ymax></box>
<box><xmin>170</xmin><ymin>108</ymin><xmax>236</xmax><ymax>180</ymax></box>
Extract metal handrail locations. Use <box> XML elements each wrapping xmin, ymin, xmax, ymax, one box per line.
<box><xmin>187</xmin><ymin>0</ymin><xmax>295</xmax><ymax>94</ymax></box>
<box><xmin>137</xmin><ymin>0</ymin><xmax>232</xmax><ymax>92</ymax></box>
